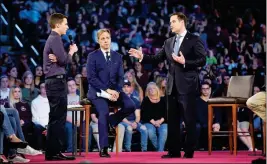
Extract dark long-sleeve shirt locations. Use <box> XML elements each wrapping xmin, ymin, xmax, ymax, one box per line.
<box><xmin>140</xmin><ymin>97</ymin><xmax>167</xmax><ymax>124</ymax></box>
<box><xmin>43</xmin><ymin>31</ymin><xmax>72</xmax><ymax>78</ymax></box>
<box><xmin>196</xmin><ymin>97</ymin><xmax>221</xmax><ymax>126</ymax></box>
<box><xmin>15</xmin><ymin>101</ymin><xmax>32</xmax><ymax>124</ymax></box>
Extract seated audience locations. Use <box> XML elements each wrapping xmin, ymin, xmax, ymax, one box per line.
<box><xmin>6</xmin><ymin>66</ymin><xmax>21</xmax><ymax>88</ymax></box>
<box><xmin>124</xmin><ymin>71</ymin><xmax>144</xmax><ymax>102</ymax></box>
<box><xmin>21</xmin><ymin>71</ymin><xmax>39</xmax><ymax>104</ymax></box>
<box><xmin>155</xmin><ymin>75</ymin><xmax>167</xmax><ymax>97</ymax></box>
<box><xmin>118</xmin><ymin>80</ymin><xmax>148</xmax><ymax>152</ymax></box>
<box><xmin>65</xmin><ymin>78</ymin><xmax>81</xmax><ymax>152</ymax></box>
<box><xmin>33</xmin><ymin>65</ymin><xmax>44</xmax><ymax>89</ymax></box>
<box><xmin>141</xmin><ymin>82</ymin><xmax>167</xmax><ymax>152</ymax></box>
<box><xmin>31</xmin><ymin>82</ymin><xmax>50</xmax><ymax>150</ymax></box>
<box><xmin>9</xmin><ymin>86</ymin><xmax>34</xmax><ymax>143</ymax></box>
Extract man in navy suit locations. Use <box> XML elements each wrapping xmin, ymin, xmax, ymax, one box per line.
<box><xmin>129</xmin><ymin>12</ymin><xmax>206</xmax><ymax>158</ymax></box>
<box><xmin>86</xmin><ymin>29</ymin><xmax>135</xmax><ymax>158</ymax></box>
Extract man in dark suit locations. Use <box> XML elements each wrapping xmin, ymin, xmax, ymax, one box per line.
<box><xmin>86</xmin><ymin>29</ymin><xmax>135</xmax><ymax>158</ymax></box>
<box><xmin>129</xmin><ymin>12</ymin><xmax>206</xmax><ymax>158</ymax></box>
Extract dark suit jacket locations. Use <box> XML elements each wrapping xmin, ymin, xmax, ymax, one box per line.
<box><xmin>142</xmin><ymin>32</ymin><xmax>206</xmax><ymax>95</ymax></box>
<box><xmin>86</xmin><ymin>49</ymin><xmax>124</xmax><ymax>99</ymax></box>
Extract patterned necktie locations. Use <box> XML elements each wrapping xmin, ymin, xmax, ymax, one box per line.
<box><xmin>173</xmin><ymin>35</ymin><xmax>181</xmax><ymax>56</ymax></box>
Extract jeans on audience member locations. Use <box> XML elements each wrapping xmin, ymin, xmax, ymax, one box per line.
<box><xmin>65</xmin><ymin>121</ymin><xmax>75</xmax><ymax>152</ymax></box>
<box><xmin>4</xmin><ymin>108</ymin><xmax>25</xmax><ymax>157</ymax></box>
<box><xmin>254</xmin><ymin>116</ymin><xmax>262</xmax><ymax>130</ymax></box>
<box><xmin>5</xmin><ymin>108</ymin><xmax>25</xmax><ymax>141</ymax></box>
<box><xmin>144</xmin><ymin>123</ymin><xmax>167</xmax><ymax>152</ymax></box>
<box><xmin>112</xmin><ymin>123</ymin><xmax>125</xmax><ymax>152</ymax></box>
<box><xmin>119</xmin><ymin>121</ymin><xmax>148</xmax><ymax>152</ymax></box>
<box><xmin>0</xmin><ymin>108</ymin><xmax>15</xmax><ymax>137</ymax></box>
<box><xmin>0</xmin><ymin>128</ymin><xmax>3</xmax><ymax>154</ymax></box>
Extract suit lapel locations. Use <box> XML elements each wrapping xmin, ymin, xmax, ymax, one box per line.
<box><xmin>97</xmin><ymin>49</ymin><xmax>106</xmax><ymax>61</ymax></box>
<box><xmin>179</xmin><ymin>32</ymin><xmax>190</xmax><ymax>54</ymax></box>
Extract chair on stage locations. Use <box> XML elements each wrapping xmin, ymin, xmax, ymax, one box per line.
<box><xmin>78</xmin><ymin>77</ymin><xmax>120</xmax><ymax>156</ymax></box>
<box><xmin>207</xmin><ymin>75</ymin><xmax>255</xmax><ymax>155</ymax></box>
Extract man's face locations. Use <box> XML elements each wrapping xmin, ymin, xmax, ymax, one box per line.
<box><xmin>0</xmin><ymin>77</ymin><xmax>8</xmax><ymax>89</ymax></box>
<box><xmin>201</xmin><ymin>84</ymin><xmax>211</xmax><ymax>97</ymax></box>
<box><xmin>123</xmin><ymin>85</ymin><xmax>132</xmax><ymax>95</ymax></box>
<box><xmin>170</xmin><ymin>15</ymin><xmax>183</xmax><ymax>34</ymax></box>
<box><xmin>40</xmin><ymin>83</ymin><xmax>46</xmax><ymax>96</ymax></box>
<box><xmin>57</xmin><ymin>18</ymin><xmax>69</xmax><ymax>35</ymax></box>
<box><xmin>67</xmin><ymin>80</ymin><xmax>77</xmax><ymax>94</ymax></box>
<box><xmin>98</xmin><ymin>32</ymin><xmax>111</xmax><ymax>50</ymax></box>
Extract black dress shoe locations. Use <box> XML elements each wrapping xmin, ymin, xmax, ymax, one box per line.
<box><xmin>183</xmin><ymin>152</ymin><xmax>194</xmax><ymax>158</ymax></box>
<box><xmin>161</xmin><ymin>152</ymin><xmax>181</xmax><ymax>158</ymax></box>
<box><xmin>45</xmin><ymin>153</ymin><xmax>75</xmax><ymax>161</ymax></box>
<box><xmin>99</xmin><ymin>148</ymin><xmax>110</xmax><ymax>158</ymax></box>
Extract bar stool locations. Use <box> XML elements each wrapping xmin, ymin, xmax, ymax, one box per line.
<box><xmin>208</xmin><ymin>75</ymin><xmax>255</xmax><ymax>155</ymax></box>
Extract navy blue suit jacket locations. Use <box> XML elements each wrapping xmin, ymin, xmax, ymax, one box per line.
<box><xmin>86</xmin><ymin>49</ymin><xmax>124</xmax><ymax>100</ymax></box>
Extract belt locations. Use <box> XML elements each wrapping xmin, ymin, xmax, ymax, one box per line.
<box><xmin>46</xmin><ymin>74</ymin><xmax>65</xmax><ymax>79</ymax></box>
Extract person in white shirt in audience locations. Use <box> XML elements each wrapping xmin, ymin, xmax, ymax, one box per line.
<box><xmin>31</xmin><ymin>82</ymin><xmax>50</xmax><ymax>150</ymax></box>
<box><xmin>66</xmin><ymin>78</ymin><xmax>81</xmax><ymax>152</ymax></box>
<box><xmin>117</xmin><ymin>80</ymin><xmax>148</xmax><ymax>152</ymax></box>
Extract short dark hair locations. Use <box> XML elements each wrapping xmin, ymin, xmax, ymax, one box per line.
<box><xmin>49</xmin><ymin>13</ymin><xmax>67</xmax><ymax>29</ymax></box>
<box><xmin>201</xmin><ymin>82</ymin><xmax>211</xmax><ymax>88</ymax></box>
<box><xmin>170</xmin><ymin>12</ymin><xmax>187</xmax><ymax>26</ymax></box>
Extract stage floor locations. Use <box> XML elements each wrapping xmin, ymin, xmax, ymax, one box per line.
<box><xmin>27</xmin><ymin>151</ymin><xmax>265</xmax><ymax>163</ymax></box>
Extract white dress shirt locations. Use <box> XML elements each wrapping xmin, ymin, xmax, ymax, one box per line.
<box><xmin>101</xmin><ymin>48</ymin><xmax>111</xmax><ymax>60</ymax></box>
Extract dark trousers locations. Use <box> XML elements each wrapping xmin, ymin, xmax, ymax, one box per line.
<box><xmin>167</xmin><ymin>85</ymin><xmax>197</xmax><ymax>155</ymax></box>
<box><xmin>33</xmin><ymin>124</ymin><xmax>46</xmax><ymax>150</ymax></box>
<box><xmin>45</xmin><ymin>78</ymin><xmax>67</xmax><ymax>155</ymax></box>
<box><xmin>91</xmin><ymin>92</ymin><xmax>135</xmax><ymax>149</ymax></box>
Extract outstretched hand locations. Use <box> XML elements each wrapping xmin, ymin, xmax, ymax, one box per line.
<box><xmin>128</xmin><ymin>47</ymin><xmax>143</xmax><ymax>60</ymax></box>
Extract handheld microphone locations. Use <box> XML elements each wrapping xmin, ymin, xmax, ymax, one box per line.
<box><xmin>68</xmin><ymin>35</ymin><xmax>79</xmax><ymax>64</ymax></box>
<box><xmin>68</xmin><ymin>35</ymin><xmax>74</xmax><ymax>44</ymax></box>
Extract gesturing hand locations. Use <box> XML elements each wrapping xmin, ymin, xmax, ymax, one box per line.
<box><xmin>172</xmin><ymin>51</ymin><xmax>185</xmax><ymax>65</ymax></box>
<box><xmin>128</xmin><ymin>47</ymin><xmax>143</xmax><ymax>60</ymax></box>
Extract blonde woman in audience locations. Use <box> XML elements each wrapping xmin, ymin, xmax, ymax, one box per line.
<box><xmin>6</xmin><ymin>66</ymin><xmax>21</xmax><ymax>87</ymax></box>
<box><xmin>124</xmin><ymin>71</ymin><xmax>144</xmax><ymax>102</ymax></box>
<box><xmin>155</xmin><ymin>75</ymin><xmax>167</xmax><ymax>97</ymax></box>
<box><xmin>6</xmin><ymin>86</ymin><xmax>41</xmax><ymax>161</ymax></box>
<box><xmin>21</xmin><ymin>71</ymin><xmax>39</xmax><ymax>104</ymax></box>
<box><xmin>9</xmin><ymin>86</ymin><xmax>43</xmax><ymax>153</ymax></box>
<box><xmin>141</xmin><ymin>82</ymin><xmax>167</xmax><ymax>152</ymax></box>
